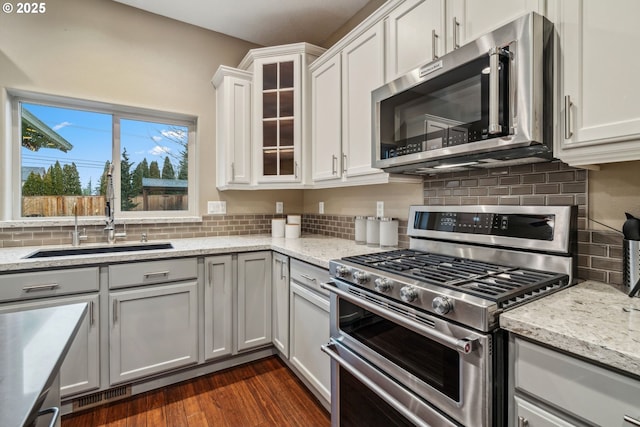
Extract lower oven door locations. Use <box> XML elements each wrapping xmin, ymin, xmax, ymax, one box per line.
<box><xmin>323</xmin><ymin>279</ymin><xmax>492</xmax><ymax>426</ymax></box>
<box><xmin>322</xmin><ymin>339</ymin><xmax>459</xmax><ymax>427</ymax></box>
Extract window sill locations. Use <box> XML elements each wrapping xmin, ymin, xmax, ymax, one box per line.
<box><xmin>0</xmin><ymin>216</ymin><xmax>203</xmax><ymax>228</ymax></box>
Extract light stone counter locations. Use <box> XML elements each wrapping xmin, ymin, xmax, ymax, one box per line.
<box><xmin>0</xmin><ymin>234</ymin><xmax>386</xmax><ymax>272</ymax></box>
<box><xmin>500</xmin><ymin>280</ymin><xmax>640</xmax><ymax>378</ymax></box>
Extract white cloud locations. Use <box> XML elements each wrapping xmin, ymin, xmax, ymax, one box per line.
<box><xmin>149</xmin><ymin>145</ymin><xmax>171</xmax><ymax>156</ymax></box>
<box><xmin>53</xmin><ymin>121</ymin><xmax>72</xmax><ymax>131</ymax></box>
<box><xmin>151</xmin><ymin>135</ymin><xmax>163</xmax><ymax>142</ymax></box>
<box><xmin>161</xmin><ymin>129</ymin><xmax>187</xmax><ymax>142</ymax></box>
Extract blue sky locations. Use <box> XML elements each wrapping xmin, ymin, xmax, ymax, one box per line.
<box><xmin>22</xmin><ymin>103</ymin><xmax>187</xmax><ymax>193</ymax></box>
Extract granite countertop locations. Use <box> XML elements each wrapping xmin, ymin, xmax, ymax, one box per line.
<box><xmin>0</xmin><ymin>234</ymin><xmax>386</xmax><ymax>272</ymax></box>
<box><xmin>501</xmin><ymin>280</ymin><xmax>640</xmax><ymax>378</ymax></box>
<box><xmin>0</xmin><ymin>303</ymin><xmax>87</xmax><ymax>427</ymax></box>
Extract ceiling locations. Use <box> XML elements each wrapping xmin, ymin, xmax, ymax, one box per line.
<box><xmin>113</xmin><ymin>0</ymin><xmax>372</xmax><ymax>46</ymax></box>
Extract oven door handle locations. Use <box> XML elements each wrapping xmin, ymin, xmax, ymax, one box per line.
<box><xmin>322</xmin><ymin>281</ymin><xmax>478</xmax><ymax>355</ymax></box>
<box><xmin>322</xmin><ymin>341</ymin><xmax>433</xmax><ymax>427</ymax></box>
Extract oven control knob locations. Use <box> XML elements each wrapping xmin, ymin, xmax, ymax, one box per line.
<box><xmin>374</xmin><ymin>278</ymin><xmax>393</xmax><ymax>293</ymax></box>
<box><xmin>353</xmin><ymin>270</ymin><xmax>369</xmax><ymax>284</ymax></box>
<box><xmin>335</xmin><ymin>266</ymin><xmax>350</xmax><ymax>278</ymax></box>
<box><xmin>432</xmin><ymin>296</ymin><xmax>453</xmax><ymax>315</ymax></box>
<box><xmin>400</xmin><ymin>286</ymin><xmax>418</xmax><ymax>303</ymax></box>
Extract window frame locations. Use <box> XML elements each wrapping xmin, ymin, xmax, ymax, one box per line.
<box><xmin>7</xmin><ymin>89</ymin><xmax>198</xmax><ymax>222</ymax></box>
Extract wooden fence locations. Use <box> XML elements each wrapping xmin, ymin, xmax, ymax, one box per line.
<box><xmin>22</xmin><ymin>195</ymin><xmax>187</xmax><ymax>216</ymax></box>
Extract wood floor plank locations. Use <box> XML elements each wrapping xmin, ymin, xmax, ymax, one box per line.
<box><xmin>61</xmin><ymin>356</ymin><xmax>330</xmax><ymax>427</ymax></box>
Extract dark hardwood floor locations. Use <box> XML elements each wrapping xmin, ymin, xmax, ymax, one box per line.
<box><xmin>62</xmin><ymin>356</ymin><xmax>330</xmax><ymax>427</ymax></box>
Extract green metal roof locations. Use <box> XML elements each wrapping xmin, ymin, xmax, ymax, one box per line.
<box><xmin>22</xmin><ymin>108</ymin><xmax>73</xmax><ymax>152</ymax></box>
<box><xmin>142</xmin><ymin>178</ymin><xmax>188</xmax><ymax>189</ymax></box>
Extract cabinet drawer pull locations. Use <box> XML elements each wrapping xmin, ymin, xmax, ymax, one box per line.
<box><xmin>453</xmin><ymin>17</ymin><xmax>460</xmax><ymax>49</ymax></box>
<box><xmin>625</xmin><ymin>415</ymin><xmax>640</xmax><ymax>426</ymax></box>
<box><xmin>143</xmin><ymin>271</ymin><xmax>170</xmax><ymax>279</ymax></box>
<box><xmin>23</xmin><ymin>283</ymin><xmax>60</xmax><ymax>292</ymax></box>
<box><xmin>517</xmin><ymin>416</ymin><xmax>528</xmax><ymax>427</ymax></box>
<box><xmin>564</xmin><ymin>95</ymin><xmax>573</xmax><ymax>139</ymax></box>
<box><xmin>432</xmin><ymin>29</ymin><xmax>439</xmax><ymax>60</ymax></box>
<box><xmin>300</xmin><ymin>273</ymin><xmax>317</xmax><ymax>282</ymax></box>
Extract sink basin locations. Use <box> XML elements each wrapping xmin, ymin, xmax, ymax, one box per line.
<box><xmin>24</xmin><ymin>243</ymin><xmax>174</xmax><ymax>258</ymax></box>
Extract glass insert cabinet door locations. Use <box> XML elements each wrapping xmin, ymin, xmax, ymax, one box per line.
<box><xmin>255</xmin><ymin>55</ymin><xmax>301</xmax><ymax>182</ymax></box>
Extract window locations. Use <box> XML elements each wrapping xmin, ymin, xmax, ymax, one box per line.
<box><xmin>11</xmin><ymin>92</ymin><xmax>196</xmax><ymax>220</ymax></box>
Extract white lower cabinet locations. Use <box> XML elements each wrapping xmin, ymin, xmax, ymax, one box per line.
<box><xmin>289</xmin><ymin>260</ymin><xmax>331</xmax><ymax>406</ymax></box>
<box><xmin>272</xmin><ymin>253</ymin><xmax>290</xmax><ymax>357</ymax></box>
<box><xmin>237</xmin><ymin>251</ymin><xmax>272</xmax><ymax>352</ymax></box>
<box><xmin>204</xmin><ymin>255</ymin><xmax>233</xmax><ymax>360</ymax></box>
<box><xmin>510</xmin><ymin>336</ymin><xmax>640</xmax><ymax>426</ymax></box>
<box><xmin>0</xmin><ymin>293</ymin><xmax>100</xmax><ymax>398</ymax></box>
<box><xmin>109</xmin><ymin>281</ymin><xmax>198</xmax><ymax>385</ymax></box>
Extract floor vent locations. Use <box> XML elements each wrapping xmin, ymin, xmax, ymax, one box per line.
<box><xmin>72</xmin><ymin>385</ymin><xmax>131</xmax><ymax>411</ymax></box>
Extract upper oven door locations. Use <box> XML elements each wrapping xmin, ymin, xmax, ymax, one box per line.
<box><xmin>372</xmin><ymin>12</ymin><xmax>552</xmax><ymax>172</ymax></box>
<box><xmin>324</xmin><ymin>279</ymin><xmax>493</xmax><ymax>426</ymax></box>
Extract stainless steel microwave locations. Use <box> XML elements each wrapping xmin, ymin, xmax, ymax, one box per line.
<box><xmin>372</xmin><ymin>12</ymin><xmax>553</xmax><ymax>174</ymax></box>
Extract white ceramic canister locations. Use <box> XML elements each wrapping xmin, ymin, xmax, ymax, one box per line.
<box><xmin>354</xmin><ymin>216</ymin><xmax>367</xmax><ymax>244</ymax></box>
<box><xmin>287</xmin><ymin>214</ymin><xmax>301</xmax><ymax>225</ymax></box>
<box><xmin>379</xmin><ymin>217</ymin><xmax>398</xmax><ymax>248</ymax></box>
<box><xmin>271</xmin><ymin>219</ymin><xmax>286</xmax><ymax>238</ymax></box>
<box><xmin>285</xmin><ymin>223</ymin><xmax>301</xmax><ymax>239</ymax></box>
<box><xmin>366</xmin><ymin>217</ymin><xmax>380</xmax><ymax>247</ymax></box>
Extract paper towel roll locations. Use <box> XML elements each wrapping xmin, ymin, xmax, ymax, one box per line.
<box><xmin>285</xmin><ymin>223</ymin><xmax>301</xmax><ymax>239</ymax></box>
<box><xmin>271</xmin><ymin>219</ymin><xmax>286</xmax><ymax>238</ymax></box>
<box><xmin>287</xmin><ymin>215</ymin><xmax>301</xmax><ymax>225</ymax></box>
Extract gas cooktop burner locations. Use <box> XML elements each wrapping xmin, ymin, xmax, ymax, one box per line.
<box><xmin>341</xmin><ymin>249</ymin><xmax>569</xmax><ymax>306</ymax></box>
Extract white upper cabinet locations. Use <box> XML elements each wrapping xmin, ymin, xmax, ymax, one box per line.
<box><xmin>447</xmin><ymin>0</ymin><xmax>546</xmax><ymax>49</ymax></box>
<box><xmin>311</xmin><ymin>53</ymin><xmax>342</xmax><ymax>183</ymax></box>
<box><xmin>342</xmin><ymin>22</ymin><xmax>386</xmax><ymax>179</ymax></box>
<box><xmin>385</xmin><ymin>0</ymin><xmax>544</xmax><ymax>82</ymax></box>
<box><xmin>212</xmin><ymin>67</ymin><xmax>252</xmax><ymax>190</ymax></box>
<box><xmin>386</xmin><ymin>0</ymin><xmax>445</xmax><ymax>80</ymax></box>
<box><xmin>553</xmin><ymin>0</ymin><xmax>640</xmax><ymax>167</ymax></box>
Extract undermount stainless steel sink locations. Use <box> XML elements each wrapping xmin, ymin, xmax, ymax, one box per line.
<box><xmin>24</xmin><ymin>243</ymin><xmax>174</xmax><ymax>258</ymax></box>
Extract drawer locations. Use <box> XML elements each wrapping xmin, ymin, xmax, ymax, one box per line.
<box><xmin>514</xmin><ymin>337</ymin><xmax>640</xmax><ymax>426</ymax></box>
<box><xmin>0</xmin><ymin>267</ymin><xmax>99</xmax><ymax>302</ymax></box>
<box><xmin>290</xmin><ymin>258</ymin><xmax>330</xmax><ymax>297</ymax></box>
<box><xmin>109</xmin><ymin>258</ymin><xmax>197</xmax><ymax>289</ymax></box>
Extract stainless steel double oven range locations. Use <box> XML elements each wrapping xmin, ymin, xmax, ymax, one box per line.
<box><xmin>322</xmin><ymin>205</ymin><xmax>577</xmax><ymax>426</ymax></box>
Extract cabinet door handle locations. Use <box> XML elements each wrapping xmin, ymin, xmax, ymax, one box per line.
<box><xmin>143</xmin><ymin>271</ymin><xmax>169</xmax><ymax>280</ymax></box>
<box><xmin>300</xmin><ymin>273</ymin><xmax>317</xmax><ymax>282</ymax></box>
<box><xmin>332</xmin><ymin>155</ymin><xmax>337</xmax><ymax>175</ymax></box>
<box><xmin>517</xmin><ymin>416</ymin><xmax>529</xmax><ymax>427</ymax></box>
<box><xmin>281</xmin><ymin>261</ymin><xmax>287</xmax><ymax>280</ymax></box>
<box><xmin>113</xmin><ymin>299</ymin><xmax>118</xmax><ymax>323</ymax></box>
<box><xmin>208</xmin><ymin>263</ymin><xmax>213</xmax><ymax>287</ymax></box>
<box><xmin>90</xmin><ymin>300</ymin><xmax>95</xmax><ymax>326</ymax></box>
<box><xmin>432</xmin><ymin>29</ymin><xmax>439</xmax><ymax>60</ymax></box>
<box><xmin>453</xmin><ymin>17</ymin><xmax>460</xmax><ymax>49</ymax></box>
<box><xmin>23</xmin><ymin>283</ymin><xmax>60</xmax><ymax>292</ymax></box>
<box><xmin>564</xmin><ymin>95</ymin><xmax>573</xmax><ymax>139</ymax></box>
<box><xmin>294</xmin><ymin>161</ymin><xmax>299</xmax><ymax>179</ymax></box>
<box><xmin>231</xmin><ymin>162</ymin><xmax>235</xmax><ymax>181</ymax></box>
<box><xmin>624</xmin><ymin>415</ymin><xmax>640</xmax><ymax>426</ymax></box>
<box><xmin>342</xmin><ymin>154</ymin><xmax>347</xmax><ymax>174</ymax></box>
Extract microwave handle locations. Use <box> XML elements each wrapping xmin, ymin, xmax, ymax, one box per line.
<box><xmin>488</xmin><ymin>47</ymin><xmax>504</xmax><ymax>135</ymax></box>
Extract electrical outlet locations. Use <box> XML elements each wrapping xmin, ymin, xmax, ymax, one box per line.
<box><xmin>319</xmin><ymin>202</ymin><xmax>324</xmax><ymax>214</ymax></box>
<box><xmin>207</xmin><ymin>201</ymin><xmax>227</xmax><ymax>215</ymax></box>
<box><xmin>276</xmin><ymin>202</ymin><xmax>283</xmax><ymax>214</ymax></box>
<box><xmin>376</xmin><ymin>201</ymin><xmax>384</xmax><ymax>217</ymax></box>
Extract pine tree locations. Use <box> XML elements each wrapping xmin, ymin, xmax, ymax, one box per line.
<box><xmin>50</xmin><ymin>161</ymin><xmax>64</xmax><ymax>195</ymax></box>
<box><xmin>22</xmin><ymin>172</ymin><xmax>44</xmax><ymax>196</ymax></box>
<box><xmin>120</xmin><ymin>148</ymin><xmax>138</xmax><ymax>211</ymax></box>
<box><xmin>149</xmin><ymin>160</ymin><xmax>160</xmax><ymax>178</ymax></box>
<box><xmin>177</xmin><ymin>149</ymin><xmax>188</xmax><ymax>180</ymax></box>
<box><xmin>98</xmin><ymin>161</ymin><xmax>110</xmax><ymax>196</ymax></box>
<box><xmin>62</xmin><ymin>163</ymin><xmax>82</xmax><ymax>195</ymax></box>
<box><xmin>83</xmin><ymin>178</ymin><xmax>93</xmax><ymax>196</ymax></box>
<box><xmin>161</xmin><ymin>156</ymin><xmax>175</xmax><ymax>180</ymax></box>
